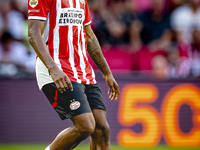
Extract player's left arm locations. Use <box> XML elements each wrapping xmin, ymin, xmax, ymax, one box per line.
<box><xmin>85</xmin><ymin>25</ymin><xmax>120</xmax><ymax>101</ymax></box>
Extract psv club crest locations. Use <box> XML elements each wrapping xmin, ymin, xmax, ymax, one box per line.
<box><xmin>29</xmin><ymin>0</ymin><xmax>38</xmax><ymax>8</ymax></box>
<box><xmin>70</xmin><ymin>101</ymin><xmax>81</xmax><ymax>110</ymax></box>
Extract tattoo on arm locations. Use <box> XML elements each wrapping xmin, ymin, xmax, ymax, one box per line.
<box><xmin>87</xmin><ymin>36</ymin><xmax>111</xmax><ymax>75</ymax></box>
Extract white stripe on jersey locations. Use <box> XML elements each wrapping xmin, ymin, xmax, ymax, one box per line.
<box><xmin>91</xmin><ymin>66</ymin><xmax>97</xmax><ymax>84</ymax></box>
<box><xmin>84</xmin><ymin>21</ymin><xmax>92</xmax><ymax>26</ymax></box>
<box><xmin>78</xmin><ymin>26</ymin><xmax>89</xmax><ymax>83</ymax></box>
<box><xmin>68</xmin><ymin>0</ymin><xmax>81</xmax><ymax>83</ymax></box>
<box><xmin>43</xmin><ymin>13</ymin><xmax>50</xmax><ymax>43</ymax></box>
<box><xmin>80</xmin><ymin>24</ymin><xmax>96</xmax><ymax>84</ymax></box>
<box><xmin>69</xmin><ymin>0</ymin><xmax>73</xmax><ymax>7</ymax></box>
<box><xmin>68</xmin><ymin>25</ymin><xmax>81</xmax><ymax>83</ymax></box>
<box><xmin>80</xmin><ymin>23</ymin><xmax>90</xmax><ymax>84</ymax></box>
<box><xmin>81</xmin><ymin>26</ymin><xmax>87</xmax><ymax>59</ymax></box>
<box><xmin>54</xmin><ymin>0</ymin><xmax>62</xmax><ymax>70</ymax></box>
<box><xmin>28</xmin><ymin>16</ymin><xmax>46</xmax><ymax>20</ymax></box>
<box><xmin>76</xmin><ymin>0</ymin><xmax>89</xmax><ymax>84</ymax></box>
<box><xmin>76</xmin><ymin>0</ymin><xmax>80</xmax><ymax>9</ymax></box>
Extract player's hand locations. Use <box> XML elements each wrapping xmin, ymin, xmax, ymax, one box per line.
<box><xmin>103</xmin><ymin>74</ymin><xmax>120</xmax><ymax>101</ymax></box>
<box><xmin>49</xmin><ymin>66</ymin><xmax>73</xmax><ymax>93</ymax></box>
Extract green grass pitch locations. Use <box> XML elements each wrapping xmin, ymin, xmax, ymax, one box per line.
<box><xmin>0</xmin><ymin>144</ymin><xmax>199</xmax><ymax>150</ymax></box>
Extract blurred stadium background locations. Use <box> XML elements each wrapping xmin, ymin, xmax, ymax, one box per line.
<box><xmin>0</xmin><ymin>0</ymin><xmax>200</xmax><ymax>149</ymax></box>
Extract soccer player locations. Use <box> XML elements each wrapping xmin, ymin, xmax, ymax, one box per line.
<box><xmin>28</xmin><ymin>0</ymin><xmax>120</xmax><ymax>150</ymax></box>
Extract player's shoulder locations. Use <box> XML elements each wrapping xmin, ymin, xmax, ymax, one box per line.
<box><xmin>29</xmin><ymin>0</ymin><xmax>54</xmax><ymax>7</ymax></box>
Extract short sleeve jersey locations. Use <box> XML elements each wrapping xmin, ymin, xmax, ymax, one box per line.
<box><xmin>28</xmin><ymin>0</ymin><xmax>96</xmax><ymax>89</ymax></box>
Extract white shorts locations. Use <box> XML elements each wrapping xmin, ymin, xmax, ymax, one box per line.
<box><xmin>35</xmin><ymin>58</ymin><xmax>53</xmax><ymax>90</ymax></box>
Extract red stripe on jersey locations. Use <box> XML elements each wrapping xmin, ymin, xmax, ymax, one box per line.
<box><xmin>61</xmin><ymin>0</ymin><xmax>70</xmax><ymax>8</ymax></box>
<box><xmin>80</xmin><ymin>27</ymin><xmax>94</xmax><ymax>84</ymax></box>
<box><xmin>73</xmin><ymin>0</ymin><xmax>76</xmax><ymax>8</ymax></box>
<box><xmin>72</xmin><ymin>26</ymin><xmax>86</xmax><ymax>83</ymax></box>
<box><xmin>86</xmin><ymin>62</ymin><xmax>95</xmax><ymax>84</ymax></box>
<box><xmin>48</xmin><ymin>2</ymin><xmax>57</xmax><ymax>59</ymax></box>
<box><xmin>78</xmin><ymin>28</ymin><xmax>87</xmax><ymax>84</ymax></box>
<box><xmin>59</xmin><ymin>26</ymin><xmax>76</xmax><ymax>81</ymax></box>
<box><xmin>80</xmin><ymin>0</ymin><xmax>84</xmax><ymax>9</ymax></box>
<box><xmin>84</xmin><ymin>41</ymin><xmax>95</xmax><ymax>84</ymax></box>
<box><xmin>81</xmin><ymin>78</ymin><xmax>87</xmax><ymax>85</ymax></box>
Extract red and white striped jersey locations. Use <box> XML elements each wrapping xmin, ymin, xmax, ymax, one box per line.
<box><xmin>28</xmin><ymin>0</ymin><xmax>96</xmax><ymax>89</ymax></box>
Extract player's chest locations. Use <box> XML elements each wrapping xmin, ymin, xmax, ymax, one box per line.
<box><xmin>56</xmin><ymin>0</ymin><xmax>85</xmax><ymax>26</ymax></box>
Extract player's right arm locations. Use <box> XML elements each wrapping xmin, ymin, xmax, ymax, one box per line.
<box><xmin>28</xmin><ymin>0</ymin><xmax>73</xmax><ymax>92</ymax></box>
<box><xmin>28</xmin><ymin>20</ymin><xmax>73</xmax><ymax>92</ymax></box>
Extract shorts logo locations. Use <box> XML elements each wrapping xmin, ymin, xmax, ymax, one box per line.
<box><xmin>29</xmin><ymin>0</ymin><xmax>38</xmax><ymax>8</ymax></box>
<box><xmin>70</xmin><ymin>101</ymin><xmax>81</xmax><ymax>110</ymax></box>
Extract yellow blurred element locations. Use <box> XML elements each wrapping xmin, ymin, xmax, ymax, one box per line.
<box><xmin>162</xmin><ymin>84</ymin><xmax>200</xmax><ymax>147</ymax></box>
<box><xmin>118</xmin><ymin>84</ymin><xmax>160</xmax><ymax>147</ymax></box>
